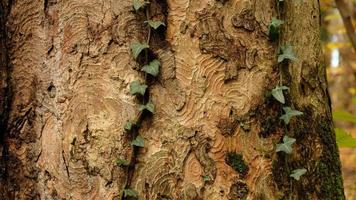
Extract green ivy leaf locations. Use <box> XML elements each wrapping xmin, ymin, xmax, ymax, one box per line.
<box><xmin>116</xmin><ymin>159</ymin><xmax>130</xmax><ymax>167</ymax></box>
<box><xmin>280</xmin><ymin>107</ymin><xmax>303</xmax><ymax>124</ymax></box>
<box><xmin>132</xmin><ymin>0</ymin><xmax>148</xmax><ymax>11</ymax></box>
<box><xmin>123</xmin><ymin>188</ymin><xmax>139</xmax><ymax>198</ymax></box>
<box><xmin>139</xmin><ymin>102</ymin><xmax>155</xmax><ymax>114</ymax></box>
<box><xmin>335</xmin><ymin>128</ymin><xmax>356</xmax><ymax>148</ymax></box>
<box><xmin>142</xmin><ymin>59</ymin><xmax>160</xmax><ymax>77</ymax></box>
<box><xmin>146</xmin><ymin>20</ymin><xmax>165</xmax><ymax>29</ymax></box>
<box><xmin>202</xmin><ymin>175</ymin><xmax>211</xmax><ymax>182</ymax></box>
<box><xmin>131</xmin><ymin>135</ymin><xmax>145</xmax><ymax>147</ymax></box>
<box><xmin>268</xmin><ymin>18</ymin><xmax>284</xmax><ymax>40</ymax></box>
<box><xmin>278</xmin><ymin>45</ymin><xmax>297</xmax><ymax>63</ymax></box>
<box><xmin>271</xmin><ymin>85</ymin><xmax>289</xmax><ymax>104</ymax></box>
<box><xmin>333</xmin><ymin>110</ymin><xmax>356</xmax><ymax>123</ymax></box>
<box><xmin>130</xmin><ymin>41</ymin><xmax>149</xmax><ymax>59</ymax></box>
<box><xmin>270</xmin><ymin>18</ymin><xmax>284</xmax><ymax>28</ymax></box>
<box><xmin>276</xmin><ymin>135</ymin><xmax>296</xmax><ymax>154</ymax></box>
<box><xmin>290</xmin><ymin>168</ymin><xmax>307</xmax><ymax>181</ymax></box>
<box><xmin>124</xmin><ymin>121</ymin><xmax>134</xmax><ymax>131</ymax></box>
<box><xmin>130</xmin><ymin>81</ymin><xmax>147</xmax><ymax>96</ymax></box>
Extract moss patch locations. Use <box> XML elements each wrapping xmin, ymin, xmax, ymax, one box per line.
<box><xmin>272</xmin><ymin>114</ymin><xmax>345</xmax><ymax>200</ymax></box>
<box><xmin>225</xmin><ymin>152</ymin><xmax>249</xmax><ymax>177</ymax></box>
<box><xmin>314</xmin><ymin>120</ymin><xmax>345</xmax><ymax>200</ymax></box>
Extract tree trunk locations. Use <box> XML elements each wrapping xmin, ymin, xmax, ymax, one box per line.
<box><xmin>0</xmin><ymin>0</ymin><xmax>345</xmax><ymax>199</ymax></box>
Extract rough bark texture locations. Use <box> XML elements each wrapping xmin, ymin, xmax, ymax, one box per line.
<box><xmin>0</xmin><ymin>0</ymin><xmax>345</xmax><ymax>199</ymax></box>
<box><xmin>0</xmin><ymin>0</ymin><xmax>12</xmax><ymax>197</ymax></box>
<box><xmin>273</xmin><ymin>1</ymin><xmax>345</xmax><ymax>199</ymax></box>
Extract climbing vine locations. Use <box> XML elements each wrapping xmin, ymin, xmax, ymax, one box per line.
<box><xmin>117</xmin><ymin>1</ymin><xmax>165</xmax><ymax>199</ymax></box>
<box><xmin>117</xmin><ymin>0</ymin><xmax>311</xmax><ymax>198</ymax></box>
<box><xmin>269</xmin><ymin>0</ymin><xmax>306</xmax><ymax>181</ymax></box>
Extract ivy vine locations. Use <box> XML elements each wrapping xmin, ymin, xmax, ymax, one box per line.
<box><xmin>117</xmin><ymin>0</ymin><xmax>165</xmax><ymax>199</ymax></box>
<box><xmin>115</xmin><ymin>1</ymin><xmax>313</xmax><ymax>198</ymax></box>
<box><xmin>269</xmin><ymin>0</ymin><xmax>306</xmax><ymax>181</ymax></box>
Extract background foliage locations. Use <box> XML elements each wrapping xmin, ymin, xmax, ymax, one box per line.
<box><xmin>321</xmin><ymin>0</ymin><xmax>356</xmax><ymax>198</ymax></box>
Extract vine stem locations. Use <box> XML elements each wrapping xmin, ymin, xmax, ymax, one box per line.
<box><xmin>144</xmin><ymin>5</ymin><xmax>151</xmax><ymax>104</ymax></box>
<box><xmin>146</xmin><ymin>8</ymin><xmax>151</xmax><ymax>45</ymax></box>
<box><xmin>279</xmin><ymin>65</ymin><xmax>283</xmax><ymax>86</ymax></box>
<box><xmin>276</xmin><ymin>0</ymin><xmax>283</xmax><ymax>86</ymax></box>
<box><xmin>121</xmin><ymin>3</ymin><xmax>153</xmax><ymax>199</ymax></box>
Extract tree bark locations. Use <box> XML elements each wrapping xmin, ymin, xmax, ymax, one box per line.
<box><xmin>0</xmin><ymin>0</ymin><xmax>345</xmax><ymax>199</ymax></box>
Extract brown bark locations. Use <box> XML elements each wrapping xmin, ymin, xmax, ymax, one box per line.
<box><xmin>0</xmin><ymin>0</ymin><xmax>345</xmax><ymax>199</ymax></box>
<box><xmin>0</xmin><ymin>0</ymin><xmax>12</xmax><ymax>197</ymax></box>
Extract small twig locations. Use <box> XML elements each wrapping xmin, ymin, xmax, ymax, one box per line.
<box><xmin>62</xmin><ymin>150</ymin><xmax>70</xmax><ymax>178</ymax></box>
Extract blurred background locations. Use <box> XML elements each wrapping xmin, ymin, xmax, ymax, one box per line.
<box><xmin>320</xmin><ymin>0</ymin><xmax>356</xmax><ymax>199</ymax></box>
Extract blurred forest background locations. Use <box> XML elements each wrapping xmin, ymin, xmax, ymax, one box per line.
<box><xmin>321</xmin><ymin>0</ymin><xmax>356</xmax><ymax>199</ymax></box>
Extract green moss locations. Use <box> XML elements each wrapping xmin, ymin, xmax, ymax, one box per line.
<box><xmin>314</xmin><ymin>120</ymin><xmax>345</xmax><ymax>200</ymax></box>
<box><xmin>239</xmin><ymin>121</ymin><xmax>251</xmax><ymax>132</ymax></box>
<box><xmin>234</xmin><ymin>114</ymin><xmax>252</xmax><ymax>133</ymax></box>
<box><xmin>271</xmin><ymin>115</ymin><xmax>345</xmax><ymax>200</ymax></box>
<box><xmin>225</xmin><ymin>152</ymin><xmax>249</xmax><ymax>177</ymax></box>
<box><xmin>272</xmin><ymin>154</ymin><xmax>292</xmax><ymax>199</ymax></box>
<box><xmin>315</xmin><ymin>162</ymin><xmax>343</xmax><ymax>200</ymax></box>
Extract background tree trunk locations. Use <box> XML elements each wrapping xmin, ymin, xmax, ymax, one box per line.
<box><xmin>0</xmin><ymin>0</ymin><xmax>345</xmax><ymax>199</ymax></box>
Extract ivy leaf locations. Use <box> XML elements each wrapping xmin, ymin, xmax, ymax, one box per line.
<box><xmin>142</xmin><ymin>59</ymin><xmax>160</xmax><ymax>77</ymax></box>
<box><xmin>130</xmin><ymin>41</ymin><xmax>149</xmax><ymax>59</ymax></box>
<box><xmin>132</xmin><ymin>0</ymin><xmax>148</xmax><ymax>11</ymax></box>
<box><xmin>131</xmin><ymin>135</ymin><xmax>145</xmax><ymax>147</ymax></box>
<box><xmin>202</xmin><ymin>175</ymin><xmax>211</xmax><ymax>182</ymax></box>
<box><xmin>280</xmin><ymin>107</ymin><xmax>303</xmax><ymax>124</ymax></box>
<box><xmin>335</xmin><ymin>128</ymin><xmax>356</xmax><ymax>148</ymax></box>
<box><xmin>139</xmin><ymin>102</ymin><xmax>155</xmax><ymax>114</ymax></box>
<box><xmin>270</xmin><ymin>18</ymin><xmax>284</xmax><ymax>28</ymax></box>
<box><xmin>123</xmin><ymin>188</ymin><xmax>139</xmax><ymax>198</ymax></box>
<box><xmin>290</xmin><ymin>168</ymin><xmax>307</xmax><ymax>181</ymax></box>
<box><xmin>124</xmin><ymin>121</ymin><xmax>134</xmax><ymax>131</ymax></box>
<box><xmin>278</xmin><ymin>45</ymin><xmax>297</xmax><ymax>63</ymax></box>
<box><xmin>130</xmin><ymin>81</ymin><xmax>147</xmax><ymax>96</ymax></box>
<box><xmin>116</xmin><ymin>159</ymin><xmax>130</xmax><ymax>167</ymax></box>
<box><xmin>146</xmin><ymin>20</ymin><xmax>165</xmax><ymax>29</ymax></box>
<box><xmin>268</xmin><ymin>18</ymin><xmax>284</xmax><ymax>40</ymax></box>
<box><xmin>276</xmin><ymin>135</ymin><xmax>296</xmax><ymax>154</ymax></box>
<box><xmin>271</xmin><ymin>85</ymin><xmax>289</xmax><ymax>104</ymax></box>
